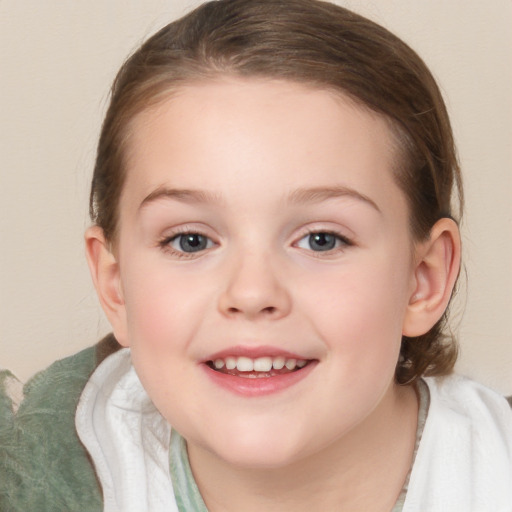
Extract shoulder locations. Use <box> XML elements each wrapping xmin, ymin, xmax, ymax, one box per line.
<box><xmin>0</xmin><ymin>334</ymin><xmax>122</xmax><ymax>512</ymax></box>
<box><xmin>423</xmin><ymin>374</ymin><xmax>512</xmax><ymax>458</ymax></box>
<box><xmin>404</xmin><ymin>375</ymin><xmax>512</xmax><ymax>511</ymax></box>
<box><xmin>425</xmin><ymin>374</ymin><xmax>512</xmax><ymax>432</ymax></box>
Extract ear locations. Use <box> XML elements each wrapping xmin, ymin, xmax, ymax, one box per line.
<box><xmin>402</xmin><ymin>218</ymin><xmax>461</xmax><ymax>337</ymax></box>
<box><xmin>85</xmin><ymin>226</ymin><xmax>129</xmax><ymax>346</ymax></box>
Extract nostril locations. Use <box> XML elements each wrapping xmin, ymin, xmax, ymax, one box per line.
<box><xmin>226</xmin><ymin>306</ymin><xmax>276</xmax><ymax>315</ymax></box>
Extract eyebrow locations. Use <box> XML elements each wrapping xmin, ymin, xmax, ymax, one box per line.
<box><xmin>139</xmin><ymin>186</ymin><xmax>223</xmax><ymax>210</ymax></box>
<box><xmin>288</xmin><ymin>186</ymin><xmax>381</xmax><ymax>213</ymax></box>
<box><xmin>139</xmin><ymin>184</ymin><xmax>380</xmax><ymax>213</ymax></box>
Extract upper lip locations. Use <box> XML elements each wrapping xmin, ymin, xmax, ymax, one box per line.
<box><xmin>203</xmin><ymin>345</ymin><xmax>312</xmax><ymax>362</ymax></box>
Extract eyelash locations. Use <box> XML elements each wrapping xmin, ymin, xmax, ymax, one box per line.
<box><xmin>294</xmin><ymin>229</ymin><xmax>353</xmax><ymax>255</ymax></box>
<box><xmin>158</xmin><ymin>228</ymin><xmax>216</xmax><ymax>259</ymax></box>
<box><xmin>158</xmin><ymin>233</ymin><xmax>353</xmax><ymax>259</ymax></box>
<box><xmin>158</xmin><ymin>222</ymin><xmax>354</xmax><ymax>259</ymax></box>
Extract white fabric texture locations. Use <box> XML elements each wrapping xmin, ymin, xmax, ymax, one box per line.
<box><xmin>75</xmin><ymin>349</ymin><xmax>177</xmax><ymax>512</ymax></box>
<box><xmin>403</xmin><ymin>375</ymin><xmax>512</xmax><ymax>512</ymax></box>
<box><xmin>76</xmin><ymin>349</ymin><xmax>512</xmax><ymax>512</ymax></box>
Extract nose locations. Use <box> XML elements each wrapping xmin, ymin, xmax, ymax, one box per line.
<box><xmin>217</xmin><ymin>251</ymin><xmax>292</xmax><ymax>320</ymax></box>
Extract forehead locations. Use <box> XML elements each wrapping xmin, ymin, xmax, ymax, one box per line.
<box><xmin>120</xmin><ymin>78</ymin><xmax>404</xmax><ymax>216</ymax></box>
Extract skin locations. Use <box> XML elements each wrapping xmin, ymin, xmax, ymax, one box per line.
<box><xmin>86</xmin><ymin>78</ymin><xmax>460</xmax><ymax>511</ymax></box>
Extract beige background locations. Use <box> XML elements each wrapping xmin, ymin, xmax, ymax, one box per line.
<box><xmin>1</xmin><ymin>1</ymin><xmax>511</xmax><ymax>394</ymax></box>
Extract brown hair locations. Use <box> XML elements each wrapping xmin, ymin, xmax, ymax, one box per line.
<box><xmin>90</xmin><ymin>0</ymin><xmax>463</xmax><ymax>384</ymax></box>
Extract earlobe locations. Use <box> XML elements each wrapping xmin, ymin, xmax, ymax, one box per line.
<box><xmin>402</xmin><ymin>218</ymin><xmax>461</xmax><ymax>337</ymax></box>
<box><xmin>85</xmin><ymin>226</ymin><xmax>129</xmax><ymax>346</ymax></box>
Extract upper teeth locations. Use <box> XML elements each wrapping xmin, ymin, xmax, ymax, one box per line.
<box><xmin>213</xmin><ymin>356</ymin><xmax>307</xmax><ymax>372</ymax></box>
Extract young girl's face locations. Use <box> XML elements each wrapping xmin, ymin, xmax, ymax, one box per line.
<box><xmin>112</xmin><ymin>78</ymin><xmax>418</xmax><ymax>468</ymax></box>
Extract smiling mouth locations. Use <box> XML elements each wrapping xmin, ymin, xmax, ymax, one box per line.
<box><xmin>206</xmin><ymin>355</ymin><xmax>312</xmax><ymax>378</ymax></box>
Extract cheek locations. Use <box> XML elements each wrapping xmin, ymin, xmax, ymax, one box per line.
<box><xmin>309</xmin><ymin>265</ymin><xmax>408</xmax><ymax>320</ymax></box>
<box><xmin>298</xmin><ymin>257</ymin><xmax>410</xmax><ymax>358</ymax></box>
<box><xmin>121</xmin><ymin>262</ymin><xmax>208</xmax><ymax>352</ymax></box>
<box><xmin>119</xmin><ymin>268</ymin><xmax>206</xmax><ymax>420</ymax></box>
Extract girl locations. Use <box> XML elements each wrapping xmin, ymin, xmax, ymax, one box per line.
<box><xmin>2</xmin><ymin>1</ymin><xmax>511</xmax><ymax>510</ymax></box>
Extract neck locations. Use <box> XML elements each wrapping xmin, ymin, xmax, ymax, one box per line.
<box><xmin>187</xmin><ymin>383</ymin><xmax>419</xmax><ymax>512</ymax></box>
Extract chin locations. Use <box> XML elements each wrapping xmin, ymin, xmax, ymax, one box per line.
<box><xmin>217</xmin><ymin>446</ymin><xmax>303</xmax><ymax>470</ymax></box>
<box><xmin>204</xmin><ymin>424</ymin><xmax>312</xmax><ymax>470</ymax></box>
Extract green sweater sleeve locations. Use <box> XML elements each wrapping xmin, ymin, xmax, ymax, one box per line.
<box><xmin>0</xmin><ymin>347</ymin><xmax>103</xmax><ymax>512</ymax></box>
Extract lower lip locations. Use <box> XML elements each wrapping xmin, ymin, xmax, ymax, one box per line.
<box><xmin>202</xmin><ymin>362</ymin><xmax>317</xmax><ymax>397</ymax></box>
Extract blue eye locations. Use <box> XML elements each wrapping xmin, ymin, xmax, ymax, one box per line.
<box><xmin>296</xmin><ymin>232</ymin><xmax>348</xmax><ymax>252</ymax></box>
<box><xmin>170</xmin><ymin>233</ymin><xmax>213</xmax><ymax>253</ymax></box>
